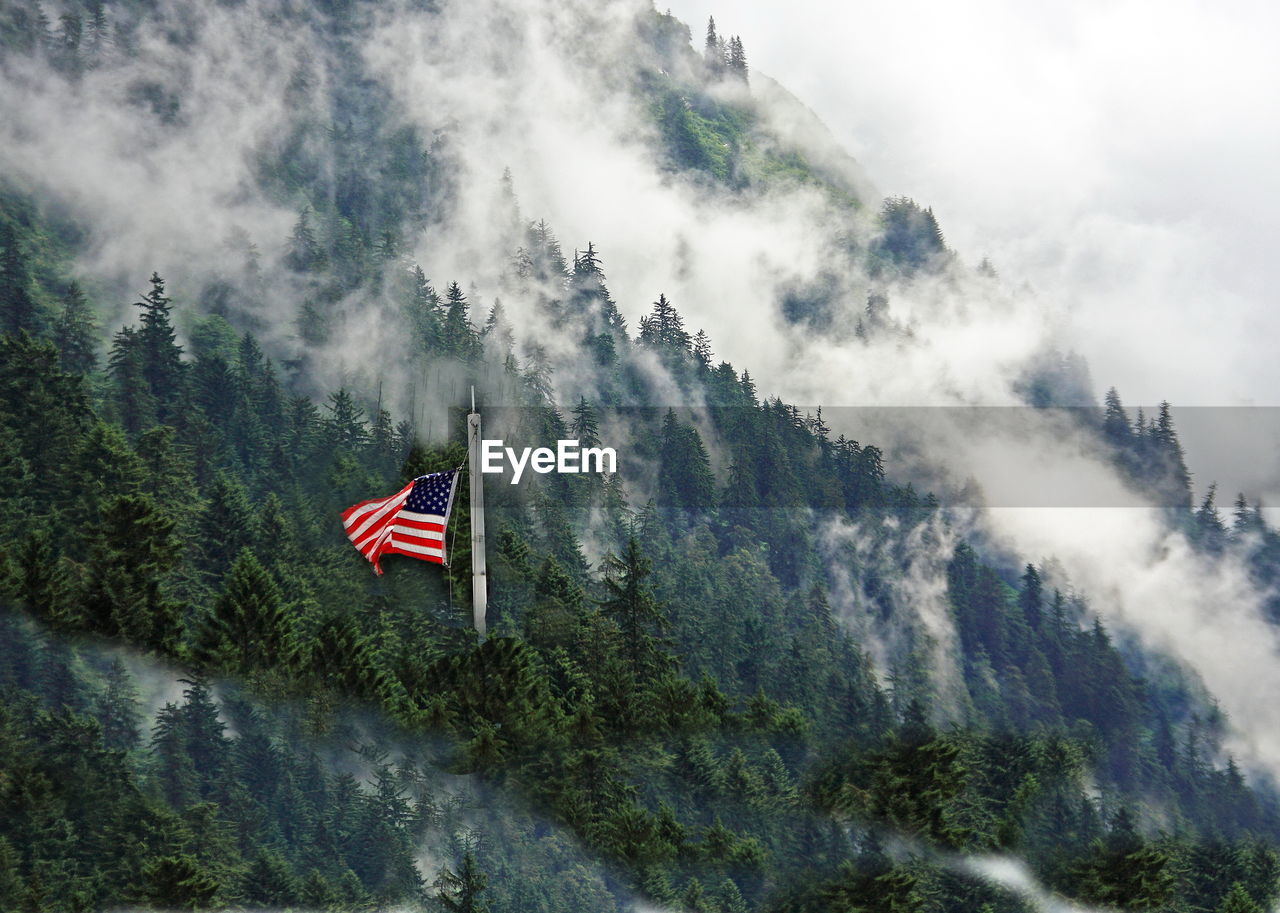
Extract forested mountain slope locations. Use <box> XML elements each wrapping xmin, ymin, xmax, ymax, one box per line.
<box><xmin>1</xmin><ymin>1</ymin><xmax>1278</xmax><ymax>912</ymax></box>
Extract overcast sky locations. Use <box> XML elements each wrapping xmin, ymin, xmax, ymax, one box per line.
<box><xmin>665</xmin><ymin>0</ymin><xmax>1279</xmax><ymax>408</ymax></box>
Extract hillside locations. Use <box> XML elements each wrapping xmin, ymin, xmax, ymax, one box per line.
<box><xmin>1</xmin><ymin>1</ymin><xmax>1278</xmax><ymax>912</ymax></box>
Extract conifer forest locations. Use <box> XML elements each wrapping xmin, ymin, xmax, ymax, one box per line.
<box><xmin>1</xmin><ymin>1</ymin><xmax>1278</xmax><ymax>911</ymax></box>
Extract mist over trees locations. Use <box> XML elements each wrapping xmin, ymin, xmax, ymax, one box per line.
<box><xmin>0</xmin><ymin>1</ymin><xmax>1277</xmax><ymax>912</ymax></box>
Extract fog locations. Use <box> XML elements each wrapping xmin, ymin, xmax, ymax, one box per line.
<box><xmin>5</xmin><ymin>0</ymin><xmax>1280</xmax><ymax>809</ymax></box>
<box><xmin>665</xmin><ymin>0</ymin><xmax>1280</xmax><ymax>407</ymax></box>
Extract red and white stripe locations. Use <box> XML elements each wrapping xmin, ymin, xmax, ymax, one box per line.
<box><xmin>340</xmin><ymin>481</ymin><xmax>449</xmax><ymax>574</ymax></box>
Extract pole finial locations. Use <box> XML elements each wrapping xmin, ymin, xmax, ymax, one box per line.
<box><xmin>471</xmin><ymin>385</ymin><xmax>476</xmax><ymax>414</ymax></box>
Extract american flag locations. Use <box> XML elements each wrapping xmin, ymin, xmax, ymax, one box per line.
<box><xmin>341</xmin><ymin>470</ymin><xmax>460</xmax><ymax>575</ymax></box>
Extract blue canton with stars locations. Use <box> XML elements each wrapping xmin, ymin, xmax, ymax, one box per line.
<box><xmin>405</xmin><ymin>470</ymin><xmax>457</xmax><ymax>517</ymax></box>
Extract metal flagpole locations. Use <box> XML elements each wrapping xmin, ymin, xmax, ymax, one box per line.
<box><xmin>467</xmin><ymin>386</ymin><xmax>487</xmax><ymax>640</ymax></box>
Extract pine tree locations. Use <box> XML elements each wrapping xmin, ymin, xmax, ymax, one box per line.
<box><xmin>55</xmin><ymin>12</ymin><xmax>82</xmax><ymax>74</ymax></box>
<box><xmin>196</xmin><ymin>472</ymin><xmax>256</xmax><ymax>580</ymax></box>
<box><xmin>483</xmin><ymin>300</ymin><xmax>515</xmax><ymax>357</ymax></box>
<box><xmin>1218</xmin><ymin>882</ymin><xmax>1264</xmax><ymax>913</ymax></box>
<box><xmin>639</xmin><ymin>294</ymin><xmax>690</xmax><ymax>351</ymax></box>
<box><xmin>436</xmin><ymin>851</ymin><xmax>489</xmax><ymax>913</ymax></box>
<box><xmin>727</xmin><ymin>36</ymin><xmax>749</xmax><ymax>83</ymax></box>
<box><xmin>567</xmin><ymin>242</ymin><xmax>625</xmax><ymax>333</ymax></box>
<box><xmin>1103</xmin><ymin>387</ymin><xmax>1131</xmax><ymax>447</ymax></box>
<box><xmin>600</xmin><ymin>536</ymin><xmax>671</xmax><ymax>680</ymax></box>
<box><xmin>197</xmin><ymin>549</ymin><xmax>295</xmax><ymax>673</ymax></box>
<box><xmin>497</xmin><ymin>166</ymin><xmax>522</xmax><ymax>243</ymax></box>
<box><xmin>132</xmin><ymin>273</ymin><xmax>185</xmax><ymax>421</ymax></box>
<box><xmin>407</xmin><ymin>265</ymin><xmax>443</xmax><ymax>353</ymax></box>
<box><xmin>716</xmin><ymin>876</ymin><xmax>749</xmax><ymax>913</ymax></box>
<box><xmin>52</xmin><ymin>282</ymin><xmax>97</xmax><ymax>374</ymax></box>
<box><xmin>570</xmin><ymin>396</ymin><xmax>601</xmax><ymax>448</ymax></box>
<box><xmin>1195</xmin><ymin>484</ymin><xmax>1227</xmax><ymax>551</ymax></box>
<box><xmin>141</xmin><ymin>855</ymin><xmax>220</xmax><ymax>910</ymax></box>
<box><xmin>192</xmin><ymin>352</ymin><xmax>236</xmax><ymax>426</ymax></box>
<box><xmin>241</xmin><ymin>850</ymin><xmax>301</xmax><ymax>908</ymax></box>
<box><xmin>1232</xmin><ymin>493</ymin><xmax>1264</xmax><ymax>537</ymax></box>
<box><xmin>286</xmin><ymin>206</ymin><xmax>326</xmax><ymax>272</ymax></box>
<box><xmin>85</xmin><ymin>1</ymin><xmax>109</xmax><ymax>62</ymax></box>
<box><xmin>692</xmin><ymin>329</ymin><xmax>713</xmax><ymax>368</ymax></box>
<box><xmin>526</xmin><ymin>219</ymin><xmax>568</xmax><ymax>283</ymax></box>
<box><xmin>704</xmin><ymin>16</ymin><xmax>721</xmax><ymax>70</ymax></box>
<box><xmin>324</xmin><ymin>388</ymin><xmax>370</xmax><ymax>450</ymax></box>
<box><xmin>109</xmin><ymin>326</ymin><xmax>156</xmax><ymax>433</ymax></box>
<box><xmin>235</xmin><ymin>332</ymin><xmax>282</xmax><ymax>417</ymax></box>
<box><xmin>658</xmin><ymin>409</ymin><xmax>716</xmax><ymax>512</ymax></box>
<box><xmin>1151</xmin><ymin>401</ymin><xmax>1192</xmax><ymax>506</ymax></box>
<box><xmin>177</xmin><ymin>677</ymin><xmax>232</xmax><ymax>795</ymax></box>
<box><xmin>683</xmin><ymin>877</ymin><xmax>711</xmax><ymax>912</ymax></box>
<box><xmin>444</xmin><ymin>282</ymin><xmax>479</xmax><ymax>359</ymax></box>
<box><xmin>1019</xmin><ymin>564</ymin><xmax>1044</xmax><ymax>630</ymax></box>
<box><xmin>300</xmin><ymin>870</ymin><xmax>339</xmax><ymax>909</ymax></box>
<box><xmin>0</xmin><ymin>332</ymin><xmax>92</xmax><ymax>508</ymax></box>
<box><xmin>12</xmin><ymin>527</ymin><xmax>72</xmax><ymax>627</ymax></box>
<box><xmin>874</xmin><ymin>197</ymin><xmax>949</xmax><ymax>274</ymax></box>
<box><xmin>83</xmin><ymin>493</ymin><xmax>183</xmax><ymax>651</ymax></box>
<box><xmin>0</xmin><ymin>839</ymin><xmax>21</xmax><ymax>911</ymax></box>
<box><xmin>0</xmin><ymin>221</ymin><xmax>42</xmax><ymax>337</ymax></box>
<box><xmin>95</xmin><ymin>658</ymin><xmax>143</xmax><ymax>751</ymax></box>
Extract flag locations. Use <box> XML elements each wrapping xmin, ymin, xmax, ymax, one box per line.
<box><xmin>341</xmin><ymin>470</ymin><xmax>460</xmax><ymax>575</ymax></box>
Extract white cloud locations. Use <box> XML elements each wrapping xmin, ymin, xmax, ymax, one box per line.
<box><xmin>665</xmin><ymin>0</ymin><xmax>1280</xmax><ymax>405</ymax></box>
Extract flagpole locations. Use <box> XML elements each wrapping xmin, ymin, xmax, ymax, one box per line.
<box><xmin>467</xmin><ymin>386</ymin><xmax>487</xmax><ymax>640</ymax></box>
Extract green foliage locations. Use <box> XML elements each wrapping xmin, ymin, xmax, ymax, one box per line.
<box><xmin>870</xmin><ymin>196</ymin><xmax>950</xmax><ymax>276</ymax></box>
<box><xmin>0</xmin><ymin>15</ymin><xmax>1277</xmax><ymax>913</ymax></box>
<box><xmin>436</xmin><ymin>850</ymin><xmax>490</xmax><ymax>913</ymax></box>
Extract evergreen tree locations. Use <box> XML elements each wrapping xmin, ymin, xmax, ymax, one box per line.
<box><xmin>0</xmin><ymin>839</ymin><xmax>21</xmax><ymax>911</ymax></box>
<box><xmin>444</xmin><ymin>282</ymin><xmax>479</xmax><ymax>359</ymax></box>
<box><xmin>1019</xmin><ymin>564</ymin><xmax>1044</xmax><ymax>630</ymax></box>
<box><xmin>83</xmin><ymin>493</ymin><xmax>183</xmax><ymax>651</ymax></box>
<box><xmin>526</xmin><ymin>219</ymin><xmax>568</xmax><ymax>284</ymax></box>
<box><xmin>241</xmin><ymin>850</ymin><xmax>300</xmax><ymax>908</ymax></box>
<box><xmin>1194</xmin><ymin>484</ymin><xmax>1227</xmax><ymax>551</ymax></box>
<box><xmin>436</xmin><ymin>851</ymin><xmax>489</xmax><ymax>913</ymax></box>
<box><xmin>600</xmin><ymin>536</ymin><xmax>671</xmax><ymax>680</ymax></box>
<box><xmin>0</xmin><ymin>221</ymin><xmax>41</xmax><ymax>337</ymax></box>
<box><xmin>483</xmin><ymin>300</ymin><xmax>515</xmax><ymax>357</ymax></box>
<box><xmin>1103</xmin><ymin>387</ymin><xmax>1131</xmax><ymax>448</ymax></box>
<box><xmin>325</xmin><ymin>388</ymin><xmax>370</xmax><ymax>450</ymax></box>
<box><xmin>727</xmin><ymin>36</ymin><xmax>749</xmax><ymax>82</ymax></box>
<box><xmin>85</xmin><ymin>1</ymin><xmax>109</xmax><ymax>61</ymax></box>
<box><xmin>95</xmin><ymin>658</ymin><xmax>143</xmax><ymax>751</ymax></box>
<box><xmin>286</xmin><ymin>207</ymin><xmax>326</xmax><ymax>272</ymax></box>
<box><xmin>141</xmin><ymin>854</ymin><xmax>221</xmax><ymax>910</ymax></box>
<box><xmin>12</xmin><ymin>528</ymin><xmax>72</xmax><ymax>627</ymax></box>
<box><xmin>196</xmin><ymin>549</ymin><xmax>295</xmax><ymax>674</ymax></box>
<box><xmin>1150</xmin><ymin>401</ymin><xmax>1192</xmax><ymax>506</ymax></box>
<box><xmin>873</xmin><ymin>197</ymin><xmax>949</xmax><ymax>274</ymax></box>
<box><xmin>658</xmin><ymin>409</ymin><xmax>716</xmax><ymax>512</ymax></box>
<box><xmin>52</xmin><ymin>282</ymin><xmax>97</xmax><ymax>374</ymax></box>
<box><xmin>639</xmin><ymin>294</ymin><xmax>691</xmax><ymax>351</ymax></box>
<box><xmin>408</xmin><ymin>265</ymin><xmax>443</xmax><ymax>353</ymax></box>
<box><xmin>692</xmin><ymin>329</ymin><xmax>713</xmax><ymax>368</ymax></box>
<box><xmin>1219</xmin><ymin>882</ymin><xmax>1264</xmax><ymax>913</ymax></box>
<box><xmin>109</xmin><ymin>325</ymin><xmax>156</xmax><ymax>434</ymax></box>
<box><xmin>132</xmin><ymin>273</ymin><xmax>185</xmax><ymax>422</ymax></box>
<box><xmin>704</xmin><ymin>16</ymin><xmax>721</xmax><ymax>70</ymax></box>
<box><xmin>570</xmin><ymin>397</ymin><xmax>601</xmax><ymax>448</ymax></box>
<box><xmin>196</xmin><ymin>472</ymin><xmax>256</xmax><ymax>580</ymax></box>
